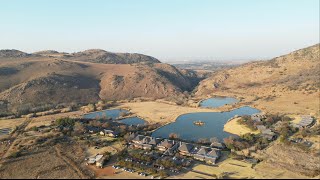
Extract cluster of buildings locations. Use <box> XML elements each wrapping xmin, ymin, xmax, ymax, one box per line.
<box><xmin>251</xmin><ymin>113</ymin><xmax>266</xmax><ymax>122</ymax></box>
<box><xmin>294</xmin><ymin>115</ymin><xmax>315</xmax><ymax>128</ymax></box>
<box><xmin>128</xmin><ymin>133</ymin><xmax>222</xmax><ymax>164</ymax></box>
<box><xmin>86</xmin><ymin>126</ymin><xmax>120</xmax><ymax>137</ymax></box>
<box><xmin>256</xmin><ymin>125</ymin><xmax>277</xmax><ymax>141</ymax></box>
<box><xmin>87</xmin><ymin>154</ymin><xmax>107</xmax><ymax>168</ymax></box>
<box><xmin>250</xmin><ymin>113</ymin><xmax>278</xmax><ymax>140</ymax></box>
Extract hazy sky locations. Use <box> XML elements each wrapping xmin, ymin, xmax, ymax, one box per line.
<box><xmin>0</xmin><ymin>0</ymin><xmax>319</xmax><ymax>61</ymax></box>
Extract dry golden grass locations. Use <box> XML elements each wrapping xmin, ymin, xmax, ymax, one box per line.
<box><xmin>118</xmin><ymin>101</ymin><xmax>218</xmax><ymax>124</ymax></box>
<box><xmin>0</xmin><ymin>118</ymin><xmax>25</xmax><ymax>129</ymax></box>
<box><xmin>255</xmin><ymin>161</ymin><xmax>315</xmax><ymax>179</ymax></box>
<box><xmin>176</xmin><ymin>158</ymin><xmax>312</xmax><ymax>179</ymax></box>
<box><xmin>196</xmin><ymin>44</ymin><xmax>320</xmax><ymax>117</ymax></box>
<box><xmin>25</xmin><ymin>111</ymin><xmax>83</xmax><ymax>129</ymax></box>
<box><xmin>224</xmin><ymin>117</ymin><xmax>259</xmax><ymax>136</ymax></box>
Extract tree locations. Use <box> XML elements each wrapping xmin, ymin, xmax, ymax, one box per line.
<box><xmin>55</xmin><ymin>117</ymin><xmax>75</xmax><ymax>127</ymax></box>
<box><xmin>88</xmin><ymin>104</ymin><xmax>96</xmax><ymax>112</ymax></box>
<box><xmin>74</xmin><ymin>122</ymin><xmax>85</xmax><ymax>134</ymax></box>
<box><xmin>210</xmin><ymin>137</ymin><xmax>219</xmax><ymax>143</ymax></box>
<box><xmin>9</xmin><ymin>151</ymin><xmax>22</xmax><ymax>158</ymax></box>
<box><xmin>198</xmin><ymin>138</ymin><xmax>210</xmax><ymax>144</ymax></box>
<box><xmin>224</xmin><ymin>137</ymin><xmax>235</xmax><ymax>150</ymax></box>
<box><xmin>241</xmin><ymin>133</ymin><xmax>255</xmax><ymax>143</ymax></box>
<box><xmin>31</xmin><ymin>126</ymin><xmax>39</xmax><ymax>131</ymax></box>
<box><xmin>159</xmin><ymin>170</ymin><xmax>168</xmax><ymax>178</ymax></box>
<box><xmin>169</xmin><ymin>133</ymin><xmax>179</xmax><ymax>140</ymax></box>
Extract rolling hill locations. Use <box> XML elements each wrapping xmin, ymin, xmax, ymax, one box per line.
<box><xmin>0</xmin><ymin>50</ymin><xmax>201</xmax><ymax>115</ymax></box>
<box><xmin>195</xmin><ymin>44</ymin><xmax>320</xmax><ymax>115</ymax></box>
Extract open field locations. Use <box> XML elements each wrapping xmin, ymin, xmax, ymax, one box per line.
<box><xmin>173</xmin><ymin>158</ymin><xmax>312</xmax><ymax>179</ymax></box>
<box><xmin>118</xmin><ymin>101</ymin><xmax>218</xmax><ymax>124</ymax></box>
<box><xmin>198</xmin><ymin>90</ymin><xmax>319</xmax><ymax>118</ymax></box>
<box><xmin>224</xmin><ymin>117</ymin><xmax>259</xmax><ymax>136</ymax></box>
<box><xmin>0</xmin><ymin>118</ymin><xmax>25</xmax><ymax>128</ymax></box>
<box><xmin>25</xmin><ymin>111</ymin><xmax>83</xmax><ymax>129</ymax></box>
<box><xmin>255</xmin><ymin>161</ymin><xmax>318</xmax><ymax>179</ymax></box>
<box><xmin>0</xmin><ymin>148</ymin><xmax>82</xmax><ymax>179</ymax></box>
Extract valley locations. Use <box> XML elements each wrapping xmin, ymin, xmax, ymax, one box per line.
<box><xmin>0</xmin><ymin>44</ymin><xmax>319</xmax><ymax>179</ymax></box>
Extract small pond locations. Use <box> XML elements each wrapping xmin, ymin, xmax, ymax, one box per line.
<box><xmin>151</xmin><ymin>106</ymin><xmax>260</xmax><ymax>142</ymax></box>
<box><xmin>119</xmin><ymin>117</ymin><xmax>146</xmax><ymax>126</ymax></box>
<box><xmin>83</xmin><ymin>109</ymin><xmax>128</xmax><ymax>120</ymax></box>
<box><xmin>200</xmin><ymin>97</ymin><xmax>239</xmax><ymax>108</ymax></box>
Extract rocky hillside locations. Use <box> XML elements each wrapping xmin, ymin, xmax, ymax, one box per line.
<box><xmin>66</xmin><ymin>49</ymin><xmax>161</xmax><ymax>64</ymax></box>
<box><xmin>0</xmin><ymin>49</ymin><xmax>33</xmax><ymax>58</ymax></box>
<box><xmin>195</xmin><ymin>44</ymin><xmax>320</xmax><ymax>115</ymax></box>
<box><xmin>0</xmin><ymin>51</ymin><xmax>201</xmax><ymax>115</ymax></box>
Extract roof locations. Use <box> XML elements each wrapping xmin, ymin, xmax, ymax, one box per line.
<box><xmin>158</xmin><ymin>139</ymin><xmax>175</xmax><ymax>148</ymax></box>
<box><xmin>95</xmin><ymin>155</ymin><xmax>104</xmax><ymax>161</ymax></box>
<box><xmin>251</xmin><ymin>113</ymin><xmax>265</xmax><ymax>121</ymax></box>
<box><xmin>103</xmin><ymin>129</ymin><xmax>113</xmax><ymax>133</ymax></box>
<box><xmin>297</xmin><ymin>116</ymin><xmax>314</xmax><ymax>127</ymax></box>
<box><xmin>86</xmin><ymin>126</ymin><xmax>101</xmax><ymax>132</ymax></box>
<box><xmin>197</xmin><ymin>147</ymin><xmax>211</xmax><ymax>156</ymax></box>
<box><xmin>179</xmin><ymin>142</ymin><xmax>194</xmax><ymax>153</ymax></box>
<box><xmin>142</xmin><ymin>136</ymin><xmax>152</xmax><ymax>144</ymax></box>
<box><xmin>210</xmin><ymin>142</ymin><xmax>225</xmax><ymax>149</ymax></box>
<box><xmin>128</xmin><ymin>132</ymin><xmax>137</xmax><ymax>139</ymax></box>
<box><xmin>196</xmin><ymin>147</ymin><xmax>220</xmax><ymax>158</ymax></box>
<box><xmin>256</xmin><ymin>125</ymin><xmax>267</xmax><ymax>131</ymax></box>
<box><xmin>207</xmin><ymin>149</ymin><xmax>220</xmax><ymax>157</ymax></box>
<box><xmin>133</xmin><ymin>135</ymin><xmax>145</xmax><ymax>142</ymax></box>
<box><xmin>88</xmin><ymin>158</ymin><xmax>96</xmax><ymax>164</ymax></box>
<box><xmin>262</xmin><ymin>133</ymin><xmax>276</xmax><ymax>140</ymax></box>
<box><xmin>148</xmin><ymin>137</ymin><xmax>160</xmax><ymax>145</ymax></box>
<box><xmin>261</xmin><ymin>129</ymin><xmax>275</xmax><ymax>135</ymax></box>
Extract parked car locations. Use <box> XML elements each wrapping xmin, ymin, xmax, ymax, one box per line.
<box><xmin>138</xmin><ymin>172</ymin><xmax>147</xmax><ymax>176</ymax></box>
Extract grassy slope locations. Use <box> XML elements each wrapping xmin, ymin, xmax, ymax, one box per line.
<box><xmin>195</xmin><ymin>44</ymin><xmax>320</xmax><ymax>116</ymax></box>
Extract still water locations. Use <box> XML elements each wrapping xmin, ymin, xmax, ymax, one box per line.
<box><xmin>83</xmin><ymin>109</ymin><xmax>128</xmax><ymax>120</ymax></box>
<box><xmin>200</xmin><ymin>97</ymin><xmax>239</xmax><ymax>108</ymax></box>
<box><xmin>152</xmin><ymin>106</ymin><xmax>260</xmax><ymax>141</ymax></box>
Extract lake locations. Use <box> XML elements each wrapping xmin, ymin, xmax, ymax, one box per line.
<box><xmin>119</xmin><ymin>117</ymin><xmax>146</xmax><ymax>126</ymax></box>
<box><xmin>83</xmin><ymin>109</ymin><xmax>128</xmax><ymax>120</ymax></box>
<box><xmin>200</xmin><ymin>97</ymin><xmax>239</xmax><ymax>108</ymax></box>
<box><xmin>83</xmin><ymin>109</ymin><xmax>146</xmax><ymax>126</ymax></box>
<box><xmin>151</xmin><ymin>106</ymin><xmax>260</xmax><ymax>142</ymax></box>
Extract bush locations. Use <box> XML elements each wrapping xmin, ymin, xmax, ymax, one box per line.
<box><xmin>55</xmin><ymin>117</ymin><xmax>75</xmax><ymax>127</ymax></box>
<box><xmin>9</xmin><ymin>151</ymin><xmax>22</xmax><ymax>158</ymax></box>
<box><xmin>31</xmin><ymin>126</ymin><xmax>39</xmax><ymax>131</ymax></box>
<box><xmin>169</xmin><ymin>133</ymin><xmax>180</xmax><ymax>140</ymax></box>
<box><xmin>159</xmin><ymin>170</ymin><xmax>168</xmax><ymax>178</ymax></box>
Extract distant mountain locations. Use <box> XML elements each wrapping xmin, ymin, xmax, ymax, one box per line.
<box><xmin>67</xmin><ymin>49</ymin><xmax>161</xmax><ymax>64</ymax></box>
<box><xmin>33</xmin><ymin>50</ymin><xmax>61</xmax><ymax>55</ymax></box>
<box><xmin>1</xmin><ymin>49</ymin><xmax>161</xmax><ymax>64</ymax></box>
<box><xmin>195</xmin><ymin>44</ymin><xmax>320</xmax><ymax>114</ymax></box>
<box><xmin>0</xmin><ymin>49</ymin><xmax>33</xmax><ymax>58</ymax></box>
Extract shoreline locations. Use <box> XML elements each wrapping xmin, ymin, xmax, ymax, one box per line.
<box><xmin>223</xmin><ymin>116</ymin><xmax>259</xmax><ymax>136</ymax></box>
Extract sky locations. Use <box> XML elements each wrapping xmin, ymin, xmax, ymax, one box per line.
<box><xmin>0</xmin><ymin>0</ymin><xmax>319</xmax><ymax>62</ymax></box>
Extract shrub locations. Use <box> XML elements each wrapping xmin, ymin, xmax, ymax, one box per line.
<box><xmin>31</xmin><ymin>126</ymin><xmax>39</xmax><ymax>131</ymax></box>
<box><xmin>9</xmin><ymin>151</ymin><xmax>22</xmax><ymax>158</ymax></box>
<box><xmin>159</xmin><ymin>170</ymin><xmax>168</xmax><ymax>178</ymax></box>
<box><xmin>55</xmin><ymin>117</ymin><xmax>75</xmax><ymax>127</ymax></box>
<box><xmin>169</xmin><ymin>133</ymin><xmax>180</xmax><ymax>140</ymax></box>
